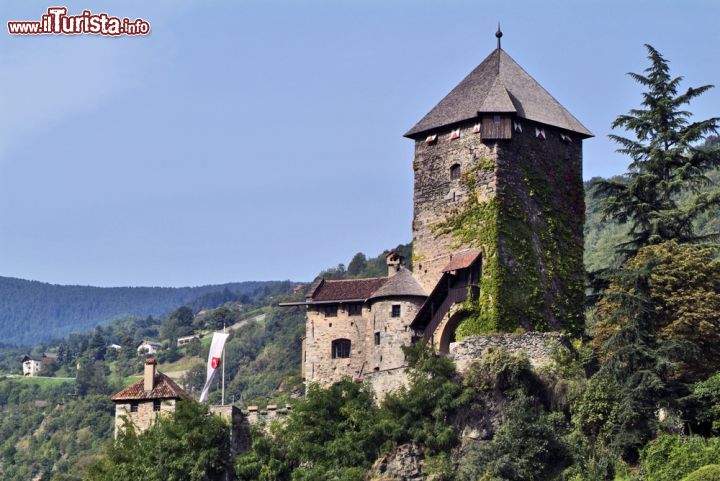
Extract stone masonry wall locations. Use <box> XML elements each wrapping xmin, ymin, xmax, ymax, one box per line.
<box><xmin>450</xmin><ymin>332</ymin><xmax>567</xmax><ymax>373</ymax></box>
<box><xmin>365</xmin><ymin>298</ymin><xmax>423</xmax><ymax>374</ymax></box>
<box><xmin>412</xmin><ymin>121</ymin><xmax>498</xmax><ymax>293</ymax></box>
<box><xmin>494</xmin><ymin>120</ymin><xmax>585</xmax><ymax>334</ymax></box>
<box><xmin>304</xmin><ymin>303</ymin><xmax>368</xmax><ymax>384</ymax></box>
<box><xmin>304</xmin><ymin>297</ymin><xmax>421</xmax><ymax>388</ymax></box>
<box><xmin>114</xmin><ymin>398</ymin><xmax>176</xmax><ymax>435</ymax></box>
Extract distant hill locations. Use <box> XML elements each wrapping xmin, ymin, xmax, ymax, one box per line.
<box><xmin>0</xmin><ymin>277</ymin><xmax>290</xmax><ymax>346</ymax></box>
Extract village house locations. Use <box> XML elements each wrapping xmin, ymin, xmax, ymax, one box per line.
<box><xmin>111</xmin><ymin>358</ymin><xmax>190</xmax><ymax>435</ymax></box>
<box><xmin>21</xmin><ymin>355</ymin><xmax>43</xmax><ymax>376</ymax></box>
<box><xmin>284</xmin><ymin>30</ymin><xmax>591</xmax><ymax>396</ymax></box>
<box><xmin>177</xmin><ymin>333</ymin><xmax>203</xmax><ymax>347</ymax></box>
<box><xmin>136</xmin><ymin>340</ymin><xmax>162</xmax><ymax>355</ymax></box>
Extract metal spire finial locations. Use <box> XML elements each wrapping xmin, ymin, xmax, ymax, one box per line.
<box><xmin>495</xmin><ymin>23</ymin><xmax>503</xmax><ymax>50</ymax></box>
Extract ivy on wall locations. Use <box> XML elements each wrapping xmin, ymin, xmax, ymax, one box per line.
<box><xmin>434</xmin><ymin>147</ymin><xmax>585</xmax><ymax>338</ymax></box>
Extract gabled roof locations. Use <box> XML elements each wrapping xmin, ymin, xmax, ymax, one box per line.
<box><xmin>111</xmin><ymin>372</ymin><xmax>191</xmax><ymax>402</ymax></box>
<box><xmin>311</xmin><ymin>277</ymin><xmax>389</xmax><ymax>302</ymax></box>
<box><xmin>405</xmin><ymin>48</ymin><xmax>592</xmax><ymax>138</ymax></box>
<box><xmin>369</xmin><ymin>267</ymin><xmax>427</xmax><ymax>300</ymax></box>
<box><xmin>442</xmin><ymin>250</ymin><xmax>482</xmax><ymax>272</ymax></box>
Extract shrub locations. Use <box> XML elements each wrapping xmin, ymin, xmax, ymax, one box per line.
<box><xmin>640</xmin><ymin>434</ymin><xmax>720</xmax><ymax>481</ymax></box>
<box><xmin>682</xmin><ymin>465</ymin><xmax>720</xmax><ymax>481</ymax></box>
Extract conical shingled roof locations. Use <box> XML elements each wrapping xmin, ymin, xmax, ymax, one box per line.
<box><xmin>369</xmin><ymin>267</ymin><xmax>427</xmax><ymax>300</ymax></box>
<box><xmin>405</xmin><ymin>48</ymin><xmax>592</xmax><ymax>138</ymax></box>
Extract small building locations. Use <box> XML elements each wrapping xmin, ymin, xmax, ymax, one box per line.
<box><xmin>111</xmin><ymin>358</ymin><xmax>191</xmax><ymax>435</ymax></box>
<box><xmin>108</xmin><ymin>343</ymin><xmax>122</xmax><ymax>351</ymax></box>
<box><xmin>137</xmin><ymin>340</ymin><xmax>162</xmax><ymax>355</ymax></box>
<box><xmin>21</xmin><ymin>355</ymin><xmax>43</xmax><ymax>376</ymax></box>
<box><xmin>281</xmin><ymin>253</ymin><xmax>427</xmax><ymax>394</ymax></box>
<box><xmin>177</xmin><ymin>334</ymin><xmax>203</xmax><ymax>347</ymax></box>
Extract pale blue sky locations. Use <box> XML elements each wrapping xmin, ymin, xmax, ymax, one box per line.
<box><xmin>1</xmin><ymin>0</ymin><xmax>718</xmax><ymax>286</ymax></box>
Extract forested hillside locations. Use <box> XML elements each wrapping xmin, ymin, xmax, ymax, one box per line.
<box><xmin>584</xmin><ymin>136</ymin><xmax>720</xmax><ymax>273</ymax></box>
<box><xmin>0</xmin><ymin>278</ymin><xmax>290</xmax><ymax>346</ymax></box>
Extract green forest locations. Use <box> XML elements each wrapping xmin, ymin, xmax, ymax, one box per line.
<box><xmin>0</xmin><ymin>277</ymin><xmax>292</xmax><ymax>345</ymax></box>
<box><xmin>1</xmin><ymin>45</ymin><xmax>720</xmax><ymax>481</ymax></box>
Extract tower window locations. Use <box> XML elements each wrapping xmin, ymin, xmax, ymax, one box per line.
<box><xmin>450</xmin><ymin>164</ymin><xmax>461</xmax><ymax>180</ymax></box>
<box><xmin>324</xmin><ymin>305</ymin><xmax>338</xmax><ymax>317</ymax></box>
<box><xmin>391</xmin><ymin>305</ymin><xmax>401</xmax><ymax>317</ymax></box>
<box><xmin>153</xmin><ymin>400</ymin><xmax>161</xmax><ymax>412</ymax></box>
<box><xmin>493</xmin><ymin>114</ymin><xmax>501</xmax><ymax>123</ymax></box>
<box><xmin>130</xmin><ymin>402</ymin><xmax>139</xmax><ymax>413</ymax></box>
<box><xmin>331</xmin><ymin>339</ymin><xmax>351</xmax><ymax>359</ymax></box>
<box><xmin>374</xmin><ymin>332</ymin><xmax>381</xmax><ymax>345</ymax></box>
<box><xmin>348</xmin><ymin>303</ymin><xmax>362</xmax><ymax>316</ymax></box>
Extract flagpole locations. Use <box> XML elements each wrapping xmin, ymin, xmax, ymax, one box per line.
<box><xmin>222</xmin><ymin>323</ymin><xmax>226</xmax><ymax>405</ymax></box>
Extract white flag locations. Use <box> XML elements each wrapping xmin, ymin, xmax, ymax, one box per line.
<box><xmin>199</xmin><ymin>331</ymin><xmax>229</xmax><ymax>402</ymax></box>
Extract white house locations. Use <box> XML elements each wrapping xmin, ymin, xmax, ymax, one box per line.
<box><xmin>21</xmin><ymin>355</ymin><xmax>43</xmax><ymax>376</ymax></box>
<box><xmin>137</xmin><ymin>340</ymin><xmax>162</xmax><ymax>355</ymax></box>
<box><xmin>177</xmin><ymin>334</ymin><xmax>203</xmax><ymax>347</ymax></box>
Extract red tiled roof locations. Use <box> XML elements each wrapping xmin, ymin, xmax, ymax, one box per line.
<box><xmin>111</xmin><ymin>372</ymin><xmax>191</xmax><ymax>402</ymax></box>
<box><xmin>312</xmin><ymin>277</ymin><xmax>388</xmax><ymax>302</ymax></box>
<box><xmin>442</xmin><ymin>250</ymin><xmax>481</xmax><ymax>273</ymax></box>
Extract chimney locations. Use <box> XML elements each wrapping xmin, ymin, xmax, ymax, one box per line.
<box><xmin>144</xmin><ymin>358</ymin><xmax>157</xmax><ymax>391</ymax></box>
<box><xmin>386</xmin><ymin>252</ymin><xmax>404</xmax><ymax>277</ymax></box>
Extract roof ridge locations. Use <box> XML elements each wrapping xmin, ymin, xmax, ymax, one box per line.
<box><xmin>324</xmin><ymin>276</ymin><xmax>387</xmax><ymax>283</ymax></box>
<box><xmin>498</xmin><ymin>50</ymin><xmax>592</xmax><ymax>135</ymax></box>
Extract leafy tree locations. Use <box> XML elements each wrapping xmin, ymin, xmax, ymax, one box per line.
<box><xmin>682</xmin><ymin>465</ymin><xmax>720</xmax><ymax>481</ymax></box>
<box><xmin>640</xmin><ymin>434</ymin><xmax>720</xmax><ymax>481</ymax></box>
<box><xmin>592</xmin><ymin>45</ymin><xmax>720</xmax><ymax>260</ymax></box>
<box><xmin>75</xmin><ymin>359</ymin><xmax>111</xmax><ymax>397</ymax></box>
<box><xmin>589</xmin><ymin>255</ymin><xmax>693</xmax><ymax>461</ymax></box>
<box><xmin>383</xmin><ymin>342</ymin><xmax>469</xmax><ymax>454</ymax></box>
<box><xmin>347</xmin><ymin>252</ymin><xmax>367</xmax><ymax>277</ymax></box>
<box><xmin>86</xmin><ymin>400</ymin><xmax>231</xmax><ymax>481</ymax></box>
<box><xmin>591</xmin><ymin>241</ymin><xmax>720</xmax><ymax>380</ymax></box>
<box><xmin>237</xmin><ymin>380</ymin><xmax>392</xmax><ymax>481</ymax></box>
<box><xmin>160</xmin><ymin>306</ymin><xmax>195</xmax><ymax>341</ymax></box>
<box><xmin>457</xmin><ymin>394</ymin><xmax>569</xmax><ymax>481</ymax></box>
<box><xmin>181</xmin><ymin>363</ymin><xmax>206</xmax><ymax>399</ymax></box>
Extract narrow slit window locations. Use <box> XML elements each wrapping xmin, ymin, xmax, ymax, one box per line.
<box><xmin>450</xmin><ymin>164</ymin><xmax>461</xmax><ymax>180</ymax></box>
<box><xmin>374</xmin><ymin>332</ymin><xmax>381</xmax><ymax>345</ymax></box>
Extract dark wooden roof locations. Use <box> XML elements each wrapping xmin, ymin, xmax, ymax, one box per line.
<box><xmin>405</xmin><ymin>48</ymin><xmax>592</xmax><ymax>138</ymax></box>
<box><xmin>311</xmin><ymin>278</ymin><xmax>389</xmax><ymax>302</ymax></box>
<box><xmin>442</xmin><ymin>250</ymin><xmax>482</xmax><ymax>272</ymax></box>
<box><xmin>111</xmin><ymin>372</ymin><xmax>191</xmax><ymax>402</ymax></box>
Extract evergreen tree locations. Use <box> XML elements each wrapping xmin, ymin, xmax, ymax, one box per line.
<box><xmin>593</xmin><ymin>45</ymin><xmax>720</xmax><ymax>259</ymax></box>
<box><xmin>592</xmin><ymin>257</ymin><xmax>694</xmax><ymax>461</ymax></box>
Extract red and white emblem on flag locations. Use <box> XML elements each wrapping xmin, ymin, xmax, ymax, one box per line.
<box><xmin>211</xmin><ymin>356</ymin><xmax>221</xmax><ymax>369</ymax></box>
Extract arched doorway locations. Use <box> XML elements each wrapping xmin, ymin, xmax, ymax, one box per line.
<box><xmin>435</xmin><ymin>311</ymin><xmax>466</xmax><ymax>355</ymax></box>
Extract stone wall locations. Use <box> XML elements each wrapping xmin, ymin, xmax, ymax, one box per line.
<box><xmin>411</xmin><ymin>121</ymin><xmax>497</xmax><ymax>293</ymax></box>
<box><xmin>114</xmin><ymin>398</ymin><xmax>176</xmax><ymax>435</ymax></box>
<box><xmin>449</xmin><ymin>332</ymin><xmax>567</xmax><ymax>373</ymax></box>
<box><xmin>304</xmin><ymin>303</ymin><xmax>369</xmax><ymax>385</ymax></box>
<box><xmin>494</xmin><ymin>120</ymin><xmax>585</xmax><ymax>334</ymax></box>
<box><xmin>304</xmin><ymin>297</ymin><xmax>422</xmax><ymax>387</ymax></box>
<box><xmin>363</xmin><ymin>366</ymin><xmax>409</xmax><ymax>400</ymax></box>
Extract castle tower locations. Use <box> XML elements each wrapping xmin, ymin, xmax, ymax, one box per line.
<box><xmin>406</xmin><ymin>32</ymin><xmax>592</xmax><ymax>337</ymax></box>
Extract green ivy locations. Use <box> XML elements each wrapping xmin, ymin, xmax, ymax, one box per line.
<box><xmin>434</xmin><ymin>153</ymin><xmax>584</xmax><ymax>337</ymax></box>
